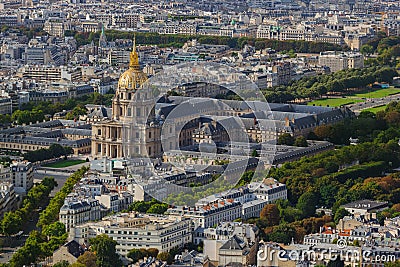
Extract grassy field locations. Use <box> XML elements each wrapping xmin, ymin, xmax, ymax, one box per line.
<box><xmin>351</xmin><ymin>87</ymin><xmax>400</xmax><ymax>99</ymax></box>
<box><xmin>43</xmin><ymin>159</ymin><xmax>86</xmax><ymax>168</ymax></box>
<box><xmin>363</xmin><ymin>105</ymin><xmax>388</xmax><ymax>114</ymax></box>
<box><xmin>308</xmin><ymin>87</ymin><xmax>400</xmax><ymax>107</ymax></box>
<box><xmin>308</xmin><ymin>98</ymin><xmax>363</xmax><ymax>107</ymax></box>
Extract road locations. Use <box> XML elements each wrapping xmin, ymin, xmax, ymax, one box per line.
<box><xmin>0</xmin><ymin>210</ymin><xmax>39</xmax><ymax>263</ymax></box>
<box><xmin>34</xmin><ymin>170</ymin><xmax>70</xmax><ymax>197</ymax></box>
<box><xmin>347</xmin><ymin>93</ymin><xmax>400</xmax><ymax>113</ymax></box>
<box><xmin>33</xmin><ymin>161</ymin><xmax>89</xmax><ymax>196</ymax></box>
<box><xmin>0</xmin><ymin>162</ymin><xmax>89</xmax><ymax>262</ymax></box>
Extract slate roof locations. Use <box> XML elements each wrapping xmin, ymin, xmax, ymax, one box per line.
<box><xmin>220</xmin><ymin>235</ymin><xmax>245</xmax><ymax>250</ymax></box>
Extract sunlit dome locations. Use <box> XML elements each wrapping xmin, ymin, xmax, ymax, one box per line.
<box><xmin>117</xmin><ymin>38</ymin><xmax>147</xmax><ymax>90</ymax></box>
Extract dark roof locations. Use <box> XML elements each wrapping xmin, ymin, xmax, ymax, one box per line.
<box><xmin>341</xmin><ymin>200</ymin><xmax>388</xmax><ymax>211</ymax></box>
<box><xmin>30</xmin><ymin>120</ymin><xmax>64</xmax><ymax>128</ymax></box>
<box><xmin>64</xmin><ymin>240</ymin><xmax>84</xmax><ymax>258</ymax></box>
<box><xmin>87</xmin><ymin>106</ymin><xmax>112</xmax><ymax>119</ymax></box>
<box><xmin>220</xmin><ymin>235</ymin><xmax>245</xmax><ymax>250</ymax></box>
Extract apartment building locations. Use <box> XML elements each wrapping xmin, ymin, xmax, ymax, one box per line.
<box><xmin>247</xmin><ymin>178</ymin><xmax>288</xmax><ymax>202</ymax></box>
<box><xmin>319</xmin><ymin>51</ymin><xmax>364</xmax><ymax>72</ymax></box>
<box><xmin>24</xmin><ymin>45</ymin><xmax>63</xmax><ymax>66</ymax></box>
<box><xmin>0</xmin><ymin>182</ymin><xmax>16</xmax><ymax>218</ymax></box>
<box><xmin>167</xmin><ymin>200</ymin><xmax>243</xmax><ymax>228</ymax></box>
<box><xmin>10</xmin><ymin>161</ymin><xmax>33</xmax><ymax>195</ymax></box>
<box><xmin>20</xmin><ymin>65</ymin><xmax>82</xmax><ymax>83</ymax></box>
<box><xmin>59</xmin><ymin>197</ymin><xmax>102</xmax><ymax>231</ymax></box>
<box><xmin>271</xmin><ymin>62</ymin><xmax>292</xmax><ymax>85</ymax></box>
<box><xmin>202</xmin><ymin>222</ymin><xmax>259</xmax><ymax>266</ymax></box>
<box><xmin>43</xmin><ymin>18</ymin><xmax>71</xmax><ymax>37</ymax></box>
<box><xmin>0</xmin><ymin>97</ymin><xmax>12</xmax><ymax>115</ymax></box>
<box><xmin>80</xmin><ymin>21</ymin><xmax>102</xmax><ymax>33</ymax></box>
<box><xmin>0</xmin><ymin>165</ymin><xmax>11</xmax><ymax>181</ymax></box>
<box><xmin>20</xmin><ymin>66</ymin><xmax>61</xmax><ymax>82</ymax></box>
<box><xmin>175</xmin><ymin>82</ymin><xmax>228</xmax><ymax>98</ymax></box>
<box><xmin>70</xmin><ymin>213</ymin><xmax>192</xmax><ymax>255</ymax></box>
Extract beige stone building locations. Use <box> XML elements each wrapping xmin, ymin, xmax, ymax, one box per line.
<box><xmin>70</xmin><ymin>213</ymin><xmax>192</xmax><ymax>255</ymax></box>
<box><xmin>91</xmin><ymin>39</ymin><xmax>162</xmax><ymax>159</ymax></box>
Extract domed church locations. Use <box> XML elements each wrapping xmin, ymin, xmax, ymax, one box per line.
<box><xmin>91</xmin><ymin>38</ymin><xmax>162</xmax><ymax>159</ymax></box>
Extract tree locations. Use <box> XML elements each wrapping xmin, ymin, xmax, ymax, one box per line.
<box><xmin>278</xmin><ymin>133</ymin><xmax>295</xmax><ymax>146</ymax></box>
<box><xmin>334</xmin><ymin>207</ymin><xmax>350</xmax><ymax>224</ymax></box>
<box><xmin>360</xmin><ymin>44</ymin><xmax>374</xmax><ymax>56</ymax></box>
<box><xmin>76</xmin><ymin>251</ymin><xmax>98</xmax><ymax>267</ymax></box>
<box><xmin>385</xmin><ymin>260</ymin><xmax>400</xmax><ymax>267</ymax></box>
<box><xmin>127</xmin><ymin>249</ymin><xmax>146</xmax><ymax>263</ymax></box>
<box><xmin>42</xmin><ymin>222</ymin><xmax>66</xmax><ymax>239</ymax></box>
<box><xmin>157</xmin><ymin>252</ymin><xmax>173</xmax><ymax>264</ymax></box>
<box><xmin>65</xmin><ymin>106</ymin><xmax>87</xmax><ymax>120</ymax></box>
<box><xmin>294</xmin><ymin>136</ymin><xmax>308</xmax><ymax>147</ymax></box>
<box><xmin>146</xmin><ymin>203</ymin><xmax>168</xmax><ymax>214</ymax></box>
<box><xmin>53</xmin><ymin>261</ymin><xmax>70</xmax><ymax>267</ymax></box>
<box><xmin>147</xmin><ymin>248</ymin><xmax>159</xmax><ymax>258</ymax></box>
<box><xmin>129</xmin><ymin>201</ymin><xmax>151</xmax><ymax>213</ymax></box>
<box><xmin>90</xmin><ymin>234</ymin><xmax>122</xmax><ymax>267</ymax></box>
<box><xmin>267</xmin><ymin>223</ymin><xmax>296</xmax><ymax>244</ymax></box>
<box><xmin>1</xmin><ymin>211</ymin><xmax>22</xmax><ymax>235</ymax></box>
<box><xmin>296</xmin><ymin>191</ymin><xmax>318</xmax><ymax>218</ymax></box>
<box><xmin>327</xmin><ymin>258</ymin><xmax>345</xmax><ymax>267</ymax></box>
<box><xmin>260</xmin><ymin>204</ymin><xmax>280</xmax><ymax>226</ymax></box>
<box><xmin>314</xmin><ymin>125</ymin><xmax>333</xmax><ymax>141</ymax></box>
<box><xmin>251</xmin><ymin>149</ymin><xmax>259</xmax><ymax>157</ymax></box>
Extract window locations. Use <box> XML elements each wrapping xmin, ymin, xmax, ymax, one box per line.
<box><xmin>97</xmin><ymin>129</ymin><xmax>101</xmax><ymax>135</ymax></box>
<box><xmin>127</xmin><ymin>108</ymin><xmax>132</xmax><ymax>116</ymax></box>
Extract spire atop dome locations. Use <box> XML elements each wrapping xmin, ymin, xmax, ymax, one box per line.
<box><xmin>129</xmin><ymin>34</ymin><xmax>139</xmax><ymax>69</ymax></box>
<box><xmin>118</xmin><ymin>33</ymin><xmax>147</xmax><ymax>91</ymax></box>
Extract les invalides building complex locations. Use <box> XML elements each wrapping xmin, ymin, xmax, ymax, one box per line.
<box><xmin>91</xmin><ymin>40</ymin><xmax>162</xmax><ymax>159</ymax></box>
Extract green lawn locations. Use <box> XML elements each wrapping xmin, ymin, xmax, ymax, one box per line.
<box><xmin>308</xmin><ymin>87</ymin><xmax>400</xmax><ymax>107</ymax></box>
<box><xmin>363</xmin><ymin>105</ymin><xmax>388</xmax><ymax>114</ymax></box>
<box><xmin>351</xmin><ymin>87</ymin><xmax>400</xmax><ymax>99</ymax></box>
<box><xmin>308</xmin><ymin>98</ymin><xmax>363</xmax><ymax>107</ymax></box>
<box><xmin>43</xmin><ymin>159</ymin><xmax>86</xmax><ymax>168</ymax></box>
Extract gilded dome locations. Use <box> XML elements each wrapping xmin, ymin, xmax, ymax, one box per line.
<box><xmin>117</xmin><ymin>38</ymin><xmax>147</xmax><ymax>90</ymax></box>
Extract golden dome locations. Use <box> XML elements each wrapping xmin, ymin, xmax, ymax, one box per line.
<box><xmin>117</xmin><ymin>37</ymin><xmax>147</xmax><ymax>90</ymax></box>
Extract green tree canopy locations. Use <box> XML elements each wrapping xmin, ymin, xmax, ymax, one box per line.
<box><xmin>90</xmin><ymin>234</ymin><xmax>122</xmax><ymax>267</ymax></box>
<box><xmin>296</xmin><ymin>191</ymin><xmax>319</xmax><ymax>218</ymax></box>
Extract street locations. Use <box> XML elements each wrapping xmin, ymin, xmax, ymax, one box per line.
<box><xmin>348</xmin><ymin>93</ymin><xmax>400</xmax><ymax>113</ymax></box>
<box><xmin>0</xmin><ymin>162</ymin><xmax>89</xmax><ymax>262</ymax></box>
